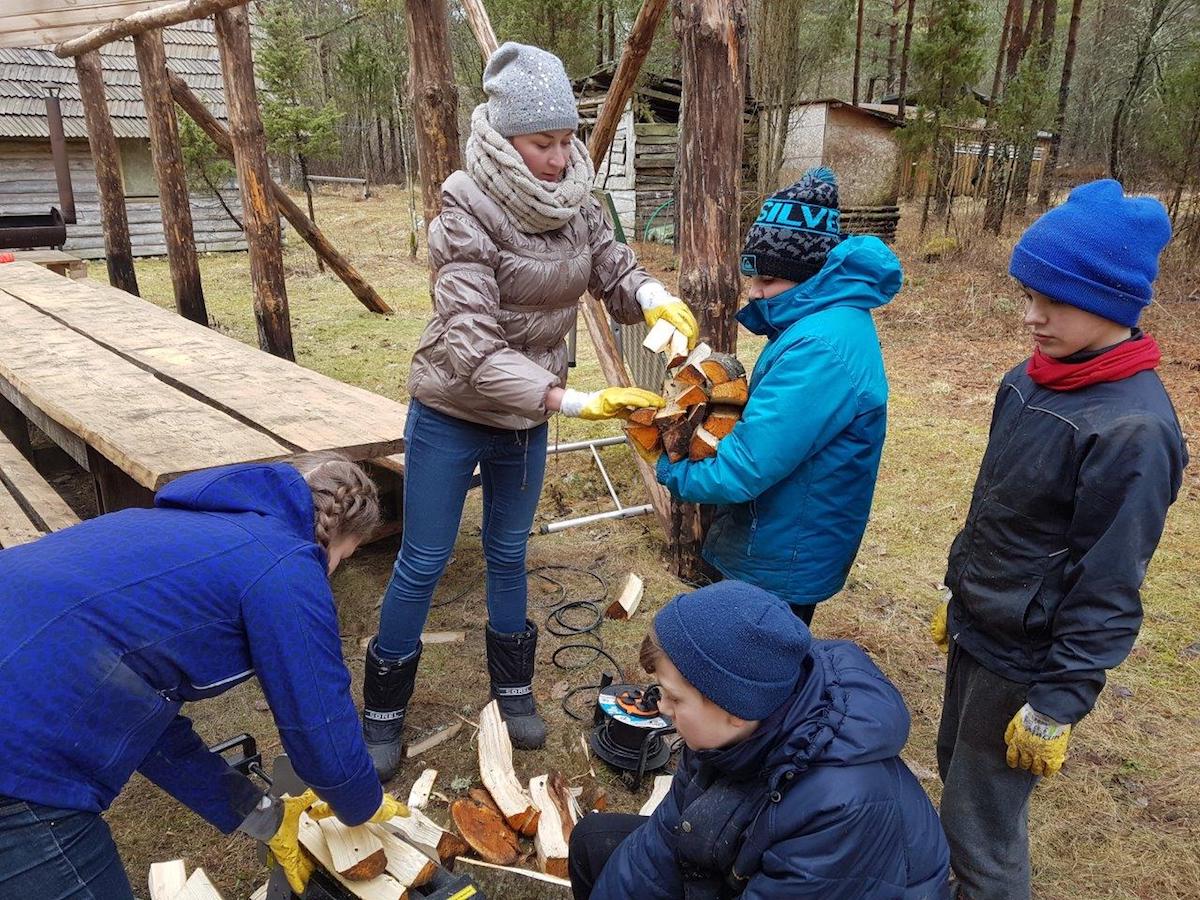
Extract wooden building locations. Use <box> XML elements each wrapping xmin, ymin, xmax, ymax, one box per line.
<box><xmin>0</xmin><ymin>19</ymin><xmax>245</xmax><ymax>258</ymax></box>
<box><xmin>575</xmin><ymin>64</ymin><xmax>759</xmax><ymax>241</ymax></box>
<box><xmin>780</xmin><ymin>98</ymin><xmax>903</xmax><ymax>241</ymax></box>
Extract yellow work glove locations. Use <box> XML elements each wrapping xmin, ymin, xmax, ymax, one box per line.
<box><xmin>309</xmin><ymin>792</ymin><xmax>409</xmax><ymax>824</ymax></box>
<box><xmin>560</xmin><ymin>387</ymin><xmax>666</xmax><ymax>421</ymax></box>
<box><xmin>644</xmin><ymin>301</ymin><xmax>700</xmax><ymax>350</ymax></box>
<box><xmin>1004</xmin><ymin>703</ymin><xmax>1072</xmax><ymax>778</ymax></box>
<box><xmin>267</xmin><ymin>789</ymin><xmax>318</xmax><ymax>895</ymax></box>
<box><xmin>930</xmin><ymin>594</ymin><xmax>950</xmax><ymax>653</ymax></box>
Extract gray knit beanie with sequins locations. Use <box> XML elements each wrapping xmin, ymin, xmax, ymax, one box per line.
<box><xmin>483</xmin><ymin>42</ymin><xmax>579</xmax><ymax>137</ymax></box>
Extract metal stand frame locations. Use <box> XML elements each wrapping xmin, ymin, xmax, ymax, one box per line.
<box><xmin>540</xmin><ymin>435</ymin><xmax>653</xmax><ymax>534</ymax></box>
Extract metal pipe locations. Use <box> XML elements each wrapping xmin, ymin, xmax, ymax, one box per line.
<box><xmin>590</xmin><ymin>442</ymin><xmax>623</xmax><ymax>510</ymax></box>
<box><xmin>539</xmin><ymin>504</ymin><xmax>653</xmax><ymax>534</ymax></box>
<box><xmin>44</xmin><ymin>88</ymin><xmax>77</xmax><ymax>225</ymax></box>
<box><xmin>547</xmin><ymin>435</ymin><xmax>627</xmax><ymax>455</ymax></box>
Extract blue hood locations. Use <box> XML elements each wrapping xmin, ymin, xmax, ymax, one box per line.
<box><xmin>737</xmin><ymin>235</ymin><xmax>902</xmax><ymax>339</ymax></box>
<box><xmin>155</xmin><ymin>462</ymin><xmax>315</xmax><ymax>545</ymax></box>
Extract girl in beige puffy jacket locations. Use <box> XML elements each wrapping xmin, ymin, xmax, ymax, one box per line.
<box><xmin>361</xmin><ymin>42</ymin><xmax>698</xmax><ymax>779</ymax></box>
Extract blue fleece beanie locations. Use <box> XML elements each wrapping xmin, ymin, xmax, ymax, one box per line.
<box><xmin>653</xmin><ymin>581</ymin><xmax>811</xmax><ymax>720</ymax></box>
<box><xmin>1009</xmin><ymin>179</ymin><xmax>1171</xmax><ymax>327</ymax></box>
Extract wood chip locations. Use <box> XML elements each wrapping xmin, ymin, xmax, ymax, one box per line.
<box><xmin>639</xmin><ymin>775</ymin><xmax>675</xmax><ymax>816</ymax></box>
<box><xmin>407</xmin><ymin>769</ymin><xmax>438</xmax><ymax>810</ymax></box>
<box><xmin>403</xmin><ymin>721</ymin><xmax>463</xmax><ymax>759</ymax></box>
<box><xmin>420</xmin><ymin>631</ymin><xmax>465</xmax><ymax>645</ymax></box>
<box><xmin>641</xmin><ymin>318</ymin><xmax>676</xmax><ymax>353</ymax></box>
<box><xmin>605</xmin><ymin>573</ymin><xmax>644</xmax><ymax>620</ymax></box>
<box><xmin>455</xmin><ymin>858</ymin><xmax>573</xmax><ymax>900</ymax></box>
<box><xmin>148</xmin><ymin>860</ymin><xmax>187</xmax><ymax>900</ymax></box>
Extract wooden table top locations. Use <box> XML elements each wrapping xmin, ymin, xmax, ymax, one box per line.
<box><xmin>0</xmin><ymin>261</ymin><xmax>406</xmax><ymax>490</ymax></box>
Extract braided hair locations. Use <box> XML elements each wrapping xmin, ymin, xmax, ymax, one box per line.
<box><xmin>286</xmin><ymin>452</ymin><xmax>381</xmax><ymax>550</ymax></box>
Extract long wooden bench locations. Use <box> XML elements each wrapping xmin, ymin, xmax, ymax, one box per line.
<box><xmin>0</xmin><ymin>433</ymin><xmax>81</xmax><ymax>549</ymax></box>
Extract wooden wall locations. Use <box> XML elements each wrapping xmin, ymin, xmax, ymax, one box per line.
<box><xmin>0</xmin><ymin>138</ymin><xmax>245</xmax><ymax>258</ymax></box>
<box><xmin>824</xmin><ymin>106</ymin><xmax>900</xmax><ymax>207</ymax></box>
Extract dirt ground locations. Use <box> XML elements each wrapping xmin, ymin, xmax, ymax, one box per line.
<box><xmin>95</xmin><ymin>187</ymin><xmax>1199</xmax><ymax>899</ymax></box>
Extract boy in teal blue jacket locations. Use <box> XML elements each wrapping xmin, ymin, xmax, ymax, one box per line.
<box><xmin>657</xmin><ymin>168</ymin><xmax>902</xmax><ymax>623</ymax></box>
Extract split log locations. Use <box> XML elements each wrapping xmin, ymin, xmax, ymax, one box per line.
<box><xmin>469</xmin><ymin>786</ymin><xmax>504</xmax><ymax>817</ymax></box>
<box><xmin>662</xmin><ymin>404</ymin><xmax>708</xmax><ymax>463</ymax></box>
<box><xmin>318</xmin><ymin>818</ymin><xmax>388</xmax><ymax>881</ymax></box>
<box><xmin>605</xmin><ymin>573</ymin><xmax>644</xmax><ymax>620</ymax></box>
<box><xmin>407</xmin><ymin>769</ymin><xmax>438</xmax><ymax>810</ymax></box>
<box><xmin>455</xmin><ymin>858</ymin><xmax>573</xmax><ymax>900</ymax></box>
<box><xmin>666</xmin><ymin>328</ymin><xmax>690</xmax><ymax>368</ymax></box>
<box><xmin>450</xmin><ymin>798</ymin><xmax>520</xmax><ymax>865</ymax></box>
<box><xmin>177</xmin><ymin>868</ymin><xmax>225</xmax><ymax>900</ymax></box>
<box><xmin>708</xmin><ymin>377</ymin><xmax>749</xmax><ymax>407</ymax></box>
<box><xmin>639</xmin><ymin>774</ymin><xmax>675</xmax><ymax>816</ymax></box>
<box><xmin>477</xmin><ymin>701</ymin><xmax>539</xmax><ymax>836</ymax></box>
<box><xmin>700</xmin><ymin>353</ymin><xmax>745</xmax><ymax>386</ymax></box>
<box><xmin>167</xmin><ymin>72</ymin><xmax>392</xmax><ymax>315</ymax></box>
<box><xmin>365</xmin><ymin>823</ymin><xmax>439</xmax><ymax>887</ymax></box>
<box><xmin>688</xmin><ymin>425</ymin><xmax>719</xmax><ymax>462</ymax></box>
<box><xmin>624</xmin><ymin>421</ymin><xmax>662</xmax><ymax>461</ymax></box>
<box><xmin>528</xmin><ymin>774</ymin><xmax>572</xmax><ymax>879</ymax></box>
<box><xmin>703</xmin><ymin>406</ymin><xmax>741</xmax><ymax>439</ymax></box>
<box><xmin>404</xmin><ymin>721</ymin><xmax>462</xmax><ymax>758</ymax></box>
<box><xmin>298</xmin><ymin>815</ymin><xmax>407</xmax><ymax>900</ymax></box>
<box><xmin>383</xmin><ymin>808</ymin><xmax>468</xmax><ymax>863</ymax></box>
<box><xmin>148</xmin><ymin>860</ymin><xmax>187</xmax><ymax>900</ymax></box>
<box><xmin>665</xmin><ymin>380</ymin><xmax>708</xmax><ymax>409</ymax></box>
<box><xmin>642</xmin><ymin>318</ymin><xmax>677</xmax><ymax>354</ymax></box>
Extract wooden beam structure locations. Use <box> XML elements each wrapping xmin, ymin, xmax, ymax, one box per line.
<box><xmin>133</xmin><ymin>28</ymin><xmax>207</xmax><ymax>326</ymax></box>
<box><xmin>214</xmin><ymin>5</ymin><xmax>294</xmax><ymax>359</ymax></box>
<box><xmin>670</xmin><ymin>0</ymin><xmax>747</xmax><ymax>580</ymax></box>
<box><xmin>404</xmin><ymin>0</ymin><xmax>464</xmax><ymax>231</ymax></box>
<box><xmin>74</xmin><ymin>49</ymin><xmax>139</xmax><ymax>296</ymax></box>
<box><xmin>168</xmin><ymin>72</ymin><xmax>393</xmax><ymax>315</ymax></box>
<box><xmin>54</xmin><ymin>0</ymin><xmax>248</xmax><ymax>57</ymax></box>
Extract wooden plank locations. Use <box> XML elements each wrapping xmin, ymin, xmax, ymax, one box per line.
<box><xmin>296</xmin><ymin>815</ymin><xmax>406</xmax><ymax>900</ymax></box>
<box><xmin>318</xmin><ymin>818</ymin><xmax>387</xmax><ymax>881</ymax></box>
<box><xmin>214</xmin><ymin>5</ymin><xmax>294</xmax><ymax>361</ymax></box>
<box><xmin>638</xmin><ymin>774</ymin><xmax>674</xmax><ymax>816</ymax></box>
<box><xmin>478</xmin><ymin>701</ymin><xmax>539</xmax><ymax>836</ymax></box>
<box><xmin>133</xmin><ymin>28</ymin><xmax>206</xmax><ymax>326</ymax></box>
<box><xmin>0</xmin><ymin>478</ymin><xmax>43</xmax><ymax>549</ymax></box>
<box><xmin>0</xmin><ymin>264</ymin><xmax>406</xmax><ymax>462</ymax></box>
<box><xmin>406</xmin><ymin>769</ymin><xmax>438</xmax><ymax>810</ymax></box>
<box><xmin>147</xmin><ymin>859</ymin><xmax>188</xmax><ymax>900</ymax></box>
<box><xmin>403</xmin><ymin>721</ymin><xmax>461</xmax><ymax>759</ymax></box>
<box><xmin>454</xmin><ymin>858</ymin><xmax>573</xmax><ymax>900</ymax></box>
<box><xmin>0</xmin><ymin>432</ymin><xmax>80</xmax><ymax>533</ymax></box>
<box><xmin>7</xmin><ymin>251</ymin><xmax>87</xmax><ymax>280</ymax></box>
<box><xmin>0</xmin><ymin>287</ymin><xmax>290</xmax><ymax>491</ymax></box>
<box><xmin>0</xmin><ymin>374</ymin><xmax>88</xmax><ymax>469</ymax></box>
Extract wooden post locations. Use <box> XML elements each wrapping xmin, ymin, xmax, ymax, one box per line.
<box><xmin>133</xmin><ymin>29</ymin><xmax>207</xmax><ymax>325</ymax></box>
<box><xmin>214</xmin><ymin>5</ymin><xmax>294</xmax><ymax>360</ymax></box>
<box><xmin>671</xmin><ymin>0</ymin><xmax>747</xmax><ymax>580</ymax></box>
<box><xmin>460</xmin><ymin>0</ymin><xmax>499</xmax><ymax>60</ymax></box>
<box><xmin>74</xmin><ymin>50</ymin><xmax>139</xmax><ymax>296</ymax></box>
<box><xmin>168</xmin><ymin>71</ymin><xmax>393</xmax><ymax>315</ymax></box>
<box><xmin>405</xmin><ymin>0</ymin><xmax>464</xmax><ymax>231</ymax></box>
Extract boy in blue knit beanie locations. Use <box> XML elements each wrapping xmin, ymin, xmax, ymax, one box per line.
<box><xmin>656</xmin><ymin>167</ymin><xmax>902</xmax><ymax>625</ymax></box>
<box><xmin>931</xmin><ymin>180</ymin><xmax>1188</xmax><ymax>900</ymax></box>
<box><xmin>569</xmin><ymin>581</ymin><xmax>950</xmax><ymax>899</ymax></box>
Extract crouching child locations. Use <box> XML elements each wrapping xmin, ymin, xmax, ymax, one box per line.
<box><xmin>569</xmin><ymin>581</ymin><xmax>950</xmax><ymax>899</ymax></box>
<box><xmin>931</xmin><ymin>180</ymin><xmax>1189</xmax><ymax>899</ymax></box>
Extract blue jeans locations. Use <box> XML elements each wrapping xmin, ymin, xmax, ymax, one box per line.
<box><xmin>377</xmin><ymin>400</ymin><xmax>548</xmax><ymax>658</ymax></box>
<box><xmin>0</xmin><ymin>798</ymin><xmax>133</xmax><ymax>899</ymax></box>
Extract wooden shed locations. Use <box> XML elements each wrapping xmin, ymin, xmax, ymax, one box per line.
<box><xmin>779</xmin><ymin>98</ymin><xmax>903</xmax><ymax>241</ymax></box>
<box><xmin>0</xmin><ymin>19</ymin><xmax>244</xmax><ymax>258</ymax></box>
<box><xmin>575</xmin><ymin>64</ymin><xmax>759</xmax><ymax>241</ymax></box>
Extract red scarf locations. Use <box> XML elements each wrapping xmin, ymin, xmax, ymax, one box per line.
<box><xmin>1027</xmin><ymin>334</ymin><xmax>1162</xmax><ymax>391</ymax></box>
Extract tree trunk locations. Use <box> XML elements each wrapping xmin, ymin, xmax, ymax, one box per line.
<box><xmin>852</xmin><ymin>0</ymin><xmax>865</xmax><ymax>105</ymax></box>
<box><xmin>75</xmin><ymin>50</ymin><xmax>139</xmax><ymax>295</ymax></box>
<box><xmin>896</xmin><ymin>0</ymin><xmax>916</xmax><ymax>118</ymax></box>
<box><xmin>132</xmin><ymin>28</ymin><xmax>206</xmax><ymax>325</ymax></box>
<box><xmin>405</xmin><ymin>0</ymin><xmax>463</xmax><ymax>232</ymax></box>
<box><xmin>215</xmin><ymin>6</ymin><xmax>293</xmax><ymax>360</ymax></box>
<box><xmin>597</xmin><ymin>2</ymin><xmax>605</xmax><ymax>66</ymax></box>
<box><xmin>1010</xmin><ymin>0</ymin><xmax>1055</xmax><ymax>216</ymax></box>
<box><xmin>608</xmin><ymin>0</ymin><xmax>617</xmax><ymax>62</ymax></box>
<box><xmin>886</xmin><ymin>0</ymin><xmax>901</xmax><ymax>94</ymax></box>
<box><xmin>1039</xmin><ymin>0</ymin><xmax>1082</xmax><ymax>207</ymax></box>
<box><xmin>298</xmin><ymin>151</ymin><xmax>324</xmax><ymax>273</ymax></box>
<box><xmin>974</xmin><ymin>0</ymin><xmax>1016</xmax><ymax>194</ymax></box>
<box><xmin>1109</xmin><ymin>0</ymin><xmax>1169</xmax><ymax>184</ymax></box>
<box><xmin>671</xmin><ymin>0</ymin><xmax>748</xmax><ymax>581</ymax></box>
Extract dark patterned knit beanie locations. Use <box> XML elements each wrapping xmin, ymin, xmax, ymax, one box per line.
<box><xmin>740</xmin><ymin>167</ymin><xmax>842</xmax><ymax>285</ymax></box>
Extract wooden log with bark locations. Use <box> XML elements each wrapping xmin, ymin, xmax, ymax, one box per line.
<box><xmin>318</xmin><ymin>818</ymin><xmax>388</xmax><ymax>880</ymax></box>
<box><xmin>477</xmin><ymin>701</ymin><xmax>539</xmax><ymax>836</ymax></box>
<box><xmin>297</xmin><ymin>815</ymin><xmax>408</xmax><ymax>900</ymax></box>
<box><xmin>450</xmin><ymin>797</ymin><xmax>520</xmax><ymax>865</ymax></box>
<box><xmin>605</xmin><ymin>572</ymin><xmax>644</xmax><ymax>620</ymax></box>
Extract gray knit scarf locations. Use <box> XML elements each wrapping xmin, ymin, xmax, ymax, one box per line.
<box><xmin>466</xmin><ymin>104</ymin><xmax>594</xmax><ymax>234</ymax></box>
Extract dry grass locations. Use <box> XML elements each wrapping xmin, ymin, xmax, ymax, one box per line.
<box><xmin>104</xmin><ymin>187</ymin><xmax>1199</xmax><ymax>899</ymax></box>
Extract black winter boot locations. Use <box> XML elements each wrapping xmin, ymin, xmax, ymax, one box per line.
<box><xmin>362</xmin><ymin>639</ymin><xmax>421</xmax><ymax>782</ymax></box>
<box><xmin>485</xmin><ymin>620</ymin><xmax>546</xmax><ymax>750</ymax></box>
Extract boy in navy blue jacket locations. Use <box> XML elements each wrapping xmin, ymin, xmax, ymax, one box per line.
<box><xmin>569</xmin><ymin>581</ymin><xmax>949</xmax><ymax>899</ymax></box>
<box><xmin>931</xmin><ymin>180</ymin><xmax>1188</xmax><ymax>899</ymax></box>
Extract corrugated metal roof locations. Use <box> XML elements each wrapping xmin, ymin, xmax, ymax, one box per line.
<box><xmin>0</xmin><ymin>19</ymin><xmax>243</xmax><ymax>139</ymax></box>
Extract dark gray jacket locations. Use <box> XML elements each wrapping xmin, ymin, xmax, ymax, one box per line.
<box><xmin>946</xmin><ymin>358</ymin><xmax>1187</xmax><ymax>724</ymax></box>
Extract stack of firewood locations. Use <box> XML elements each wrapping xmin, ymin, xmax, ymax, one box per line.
<box><xmin>625</xmin><ymin>326</ymin><xmax>749</xmax><ymax>463</ymax></box>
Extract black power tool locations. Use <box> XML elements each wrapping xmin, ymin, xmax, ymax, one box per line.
<box><xmin>589</xmin><ymin>674</ymin><xmax>676</xmax><ymax>789</ymax></box>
